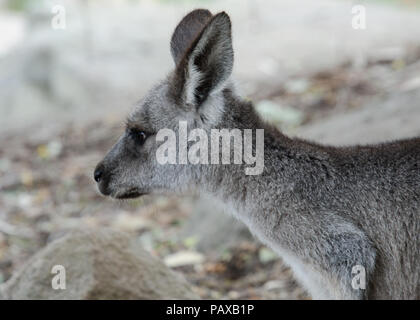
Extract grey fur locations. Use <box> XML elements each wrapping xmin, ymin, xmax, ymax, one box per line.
<box><xmin>95</xmin><ymin>10</ymin><xmax>420</xmax><ymax>299</ymax></box>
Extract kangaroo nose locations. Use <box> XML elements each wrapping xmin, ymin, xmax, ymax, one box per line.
<box><xmin>94</xmin><ymin>165</ymin><xmax>104</xmax><ymax>183</ymax></box>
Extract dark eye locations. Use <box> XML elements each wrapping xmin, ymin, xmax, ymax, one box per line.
<box><xmin>129</xmin><ymin>128</ymin><xmax>148</xmax><ymax>145</ymax></box>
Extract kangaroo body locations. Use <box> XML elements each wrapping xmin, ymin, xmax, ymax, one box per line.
<box><xmin>95</xmin><ymin>9</ymin><xmax>420</xmax><ymax>299</ymax></box>
<box><xmin>201</xmin><ymin>94</ymin><xmax>419</xmax><ymax>299</ymax></box>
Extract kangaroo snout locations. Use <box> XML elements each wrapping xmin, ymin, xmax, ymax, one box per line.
<box><xmin>93</xmin><ymin>163</ymin><xmax>104</xmax><ymax>183</ymax></box>
<box><xmin>93</xmin><ymin>135</ymin><xmax>151</xmax><ymax>199</ymax></box>
<box><xmin>93</xmin><ymin>162</ymin><xmax>112</xmax><ymax>196</ymax></box>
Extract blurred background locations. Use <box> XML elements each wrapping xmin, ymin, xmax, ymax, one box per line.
<box><xmin>1</xmin><ymin>0</ymin><xmax>420</xmax><ymax>299</ymax></box>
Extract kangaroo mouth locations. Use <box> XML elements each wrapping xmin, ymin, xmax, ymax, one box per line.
<box><xmin>114</xmin><ymin>188</ymin><xmax>148</xmax><ymax>199</ymax></box>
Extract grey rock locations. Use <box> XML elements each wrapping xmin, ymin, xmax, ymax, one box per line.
<box><xmin>0</xmin><ymin>229</ymin><xmax>198</xmax><ymax>300</ymax></box>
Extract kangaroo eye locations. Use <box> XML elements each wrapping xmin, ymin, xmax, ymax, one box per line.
<box><xmin>129</xmin><ymin>128</ymin><xmax>148</xmax><ymax>145</ymax></box>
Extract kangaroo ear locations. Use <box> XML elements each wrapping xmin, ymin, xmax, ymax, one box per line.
<box><xmin>172</xmin><ymin>12</ymin><xmax>234</xmax><ymax>107</ymax></box>
<box><xmin>170</xmin><ymin>9</ymin><xmax>213</xmax><ymax>66</ymax></box>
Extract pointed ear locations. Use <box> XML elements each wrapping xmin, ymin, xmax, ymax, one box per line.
<box><xmin>172</xmin><ymin>12</ymin><xmax>234</xmax><ymax>107</ymax></box>
<box><xmin>170</xmin><ymin>9</ymin><xmax>213</xmax><ymax>66</ymax></box>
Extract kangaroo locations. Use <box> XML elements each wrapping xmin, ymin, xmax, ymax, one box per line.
<box><xmin>94</xmin><ymin>9</ymin><xmax>420</xmax><ymax>299</ymax></box>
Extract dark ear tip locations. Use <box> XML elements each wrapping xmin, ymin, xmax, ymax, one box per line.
<box><xmin>212</xmin><ymin>11</ymin><xmax>232</xmax><ymax>27</ymax></box>
<box><xmin>171</xmin><ymin>9</ymin><xmax>214</xmax><ymax>65</ymax></box>
<box><xmin>183</xmin><ymin>8</ymin><xmax>213</xmax><ymax>21</ymax></box>
<box><xmin>218</xmin><ymin>11</ymin><xmax>229</xmax><ymax>18</ymax></box>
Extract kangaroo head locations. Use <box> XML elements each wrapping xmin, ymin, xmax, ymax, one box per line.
<box><xmin>94</xmin><ymin>9</ymin><xmax>253</xmax><ymax>199</ymax></box>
